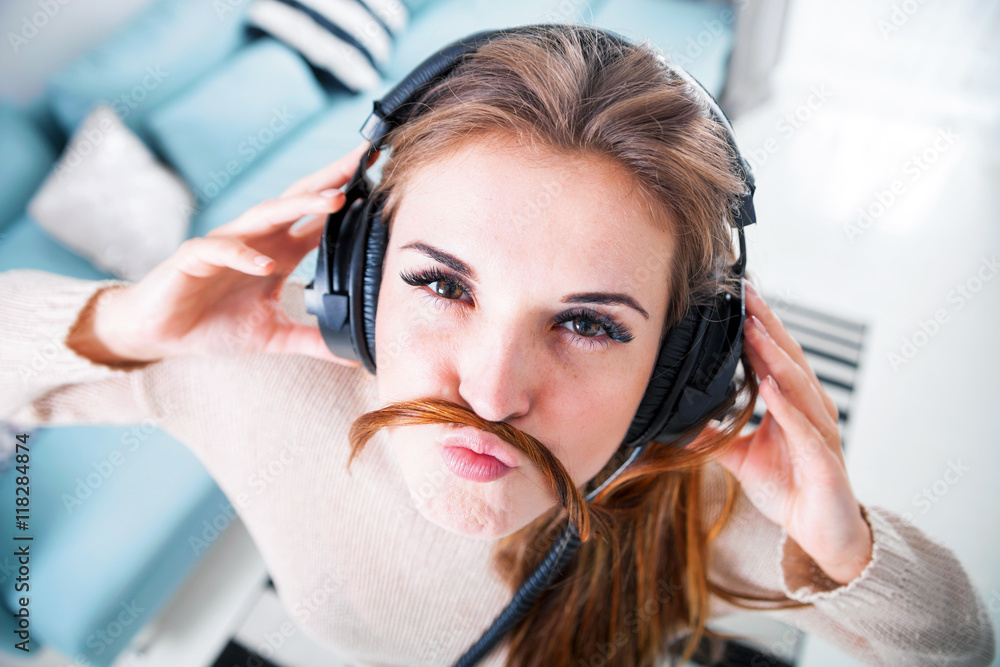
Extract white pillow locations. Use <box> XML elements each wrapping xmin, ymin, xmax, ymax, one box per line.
<box><xmin>28</xmin><ymin>105</ymin><xmax>193</xmax><ymax>281</ymax></box>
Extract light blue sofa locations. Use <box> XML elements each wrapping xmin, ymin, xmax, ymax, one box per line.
<box><xmin>0</xmin><ymin>0</ymin><xmax>736</xmax><ymax>664</ymax></box>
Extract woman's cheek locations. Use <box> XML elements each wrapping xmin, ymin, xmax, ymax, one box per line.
<box><xmin>536</xmin><ymin>375</ymin><xmax>616</xmax><ymax>481</ymax></box>
<box><xmin>561</xmin><ymin>357</ymin><xmax>649</xmax><ymax>481</ymax></box>
<box><xmin>375</xmin><ymin>288</ymin><xmax>423</xmax><ymax>386</ymax></box>
<box><xmin>380</xmin><ymin>297</ymin><xmax>455</xmax><ymax>381</ymax></box>
<box><xmin>404</xmin><ymin>304</ymin><xmax>459</xmax><ymax>361</ymax></box>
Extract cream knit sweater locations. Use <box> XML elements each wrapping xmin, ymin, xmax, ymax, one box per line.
<box><xmin>0</xmin><ymin>268</ymin><xmax>995</xmax><ymax>666</ymax></box>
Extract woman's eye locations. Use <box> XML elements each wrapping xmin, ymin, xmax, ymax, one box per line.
<box><xmin>555</xmin><ymin>308</ymin><xmax>633</xmax><ymax>344</ymax></box>
<box><xmin>430</xmin><ymin>279</ymin><xmax>465</xmax><ymax>300</ymax></box>
<box><xmin>560</xmin><ymin>315</ymin><xmax>605</xmax><ymax>338</ymax></box>
<box><xmin>399</xmin><ymin>268</ymin><xmax>473</xmax><ymax>304</ymax></box>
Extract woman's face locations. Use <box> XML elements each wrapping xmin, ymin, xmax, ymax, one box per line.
<box><xmin>373</xmin><ymin>134</ymin><xmax>673</xmax><ymax>539</ymax></box>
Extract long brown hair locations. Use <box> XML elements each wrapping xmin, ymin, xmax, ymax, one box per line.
<box><xmin>351</xmin><ymin>24</ymin><xmax>813</xmax><ymax>666</ymax></box>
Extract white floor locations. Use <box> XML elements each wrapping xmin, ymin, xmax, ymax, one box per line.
<box><xmin>2</xmin><ymin>0</ymin><xmax>998</xmax><ymax>665</ymax></box>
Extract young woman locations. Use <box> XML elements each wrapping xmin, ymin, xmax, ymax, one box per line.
<box><xmin>2</xmin><ymin>24</ymin><xmax>994</xmax><ymax>667</ymax></box>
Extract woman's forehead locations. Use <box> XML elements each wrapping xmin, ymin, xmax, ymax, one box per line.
<box><xmin>394</xmin><ymin>135</ymin><xmax>669</xmax><ymax>233</ymax></box>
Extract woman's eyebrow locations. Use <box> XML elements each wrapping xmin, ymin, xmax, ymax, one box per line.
<box><xmin>399</xmin><ymin>241</ymin><xmax>650</xmax><ymax>320</ymax></box>
<box><xmin>562</xmin><ymin>293</ymin><xmax>650</xmax><ymax>320</ymax></box>
<box><xmin>400</xmin><ymin>242</ymin><xmax>477</xmax><ymax>281</ymax></box>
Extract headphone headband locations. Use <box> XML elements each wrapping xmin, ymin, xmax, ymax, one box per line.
<box><xmin>359</xmin><ymin>26</ymin><xmax>756</xmax><ymax>238</ymax></box>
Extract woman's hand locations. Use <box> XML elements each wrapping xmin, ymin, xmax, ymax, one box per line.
<box><xmin>78</xmin><ymin>140</ymin><xmax>377</xmax><ymax>367</ymax></box>
<box><xmin>713</xmin><ymin>282</ymin><xmax>873</xmax><ymax>585</ymax></box>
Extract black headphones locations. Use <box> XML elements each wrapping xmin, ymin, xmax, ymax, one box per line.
<box><xmin>304</xmin><ymin>25</ymin><xmax>757</xmax><ymax>664</ymax></box>
<box><xmin>305</xmin><ymin>23</ymin><xmax>756</xmax><ymax>452</ymax></box>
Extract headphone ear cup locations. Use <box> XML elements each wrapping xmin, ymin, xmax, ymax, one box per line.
<box><xmin>361</xmin><ymin>193</ymin><xmax>389</xmax><ymax>367</ymax></box>
<box><xmin>624</xmin><ymin>307</ymin><xmax>703</xmax><ymax>446</ymax></box>
<box><xmin>624</xmin><ymin>284</ymin><xmax>745</xmax><ymax>448</ymax></box>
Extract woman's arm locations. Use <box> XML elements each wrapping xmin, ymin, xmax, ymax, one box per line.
<box><xmin>1</xmin><ymin>141</ymin><xmax>374</xmax><ymax>426</ymax></box>
<box><xmin>704</xmin><ymin>463</ymin><xmax>996</xmax><ymax>666</ymax></box>
<box><xmin>0</xmin><ymin>269</ymin><xmax>157</xmax><ymax>426</ymax></box>
<box><xmin>772</xmin><ymin>503</ymin><xmax>996</xmax><ymax>666</ymax></box>
<box><xmin>704</xmin><ymin>282</ymin><xmax>994</xmax><ymax>664</ymax></box>
<box><xmin>65</xmin><ymin>283</ymin><xmax>155</xmax><ymax>367</ymax></box>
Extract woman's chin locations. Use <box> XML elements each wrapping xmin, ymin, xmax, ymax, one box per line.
<box><xmin>414</xmin><ymin>483</ymin><xmax>520</xmax><ymax>540</ymax></box>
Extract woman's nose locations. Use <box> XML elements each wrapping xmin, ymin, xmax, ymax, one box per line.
<box><xmin>456</xmin><ymin>322</ymin><xmax>533</xmax><ymax>423</ymax></box>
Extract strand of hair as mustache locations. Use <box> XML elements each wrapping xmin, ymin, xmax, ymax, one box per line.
<box><xmin>348</xmin><ymin>398</ymin><xmax>594</xmax><ymax>537</ymax></box>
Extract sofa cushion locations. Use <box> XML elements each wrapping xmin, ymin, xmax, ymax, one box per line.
<box><xmin>45</xmin><ymin>0</ymin><xmax>252</xmax><ymax>139</ymax></box>
<box><xmin>0</xmin><ymin>104</ymin><xmax>56</xmax><ymax>234</ymax></box>
<box><xmin>144</xmin><ymin>38</ymin><xmax>327</xmax><ymax>207</ymax></box>
<box><xmin>187</xmin><ymin>84</ymin><xmax>366</xmax><ymax>242</ymax></box>
<box><xmin>246</xmin><ymin>0</ymin><xmax>406</xmax><ymax>93</ymax></box>
<box><xmin>0</xmin><ymin>425</ymin><xmax>230</xmax><ymax>666</ymax></box>
<box><xmin>0</xmin><ymin>215</ymin><xmax>109</xmax><ymax>279</ymax></box>
<box><xmin>28</xmin><ymin>106</ymin><xmax>192</xmax><ymax>282</ymax></box>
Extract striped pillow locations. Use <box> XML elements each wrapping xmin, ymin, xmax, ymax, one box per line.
<box><xmin>247</xmin><ymin>0</ymin><xmax>409</xmax><ymax>92</ymax></box>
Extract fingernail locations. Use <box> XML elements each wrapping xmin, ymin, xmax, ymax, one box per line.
<box><xmin>766</xmin><ymin>375</ymin><xmax>780</xmax><ymax>393</ymax></box>
<box><xmin>748</xmin><ymin>315</ymin><xmax>766</xmax><ymax>335</ymax></box>
<box><xmin>319</xmin><ymin>188</ymin><xmax>341</xmax><ymax>198</ymax></box>
<box><xmin>254</xmin><ymin>255</ymin><xmax>273</xmax><ymax>267</ymax></box>
<box><xmin>745</xmin><ymin>281</ymin><xmax>757</xmax><ymax>297</ymax></box>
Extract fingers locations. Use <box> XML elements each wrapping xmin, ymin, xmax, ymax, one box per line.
<box><xmin>745</xmin><ymin>283</ymin><xmax>811</xmax><ymax>371</ymax></box>
<box><xmin>169</xmin><ymin>237</ymin><xmax>276</xmax><ymax>279</ymax></box>
<box><xmin>756</xmin><ymin>374</ymin><xmax>842</xmax><ymax>485</ymax></box>
<box><xmin>280</xmin><ymin>140</ymin><xmax>378</xmax><ymax>198</ymax></box>
<box><xmin>745</xmin><ymin>283</ymin><xmax>840</xmax><ymax>423</ymax></box>
<box><xmin>203</xmin><ymin>141</ymin><xmax>377</xmax><ymax>245</ymax></box>
<box><xmin>209</xmin><ymin>193</ymin><xmax>346</xmax><ymax>239</ymax></box>
<box><xmin>744</xmin><ymin>315</ymin><xmax>844</xmax><ymax>462</ymax></box>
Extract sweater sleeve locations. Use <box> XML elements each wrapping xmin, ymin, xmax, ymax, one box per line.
<box><xmin>0</xmin><ymin>268</ymin><xmax>314</xmax><ymax>432</ymax></box>
<box><xmin>0</xmin><ymin>268</ymin><xmax>161</xmax><ymax>426</ymax></box>
<box><xmin>705</xmin><ymin>458</ymin><xmax>996</xmax><ymax>666</ymax></box>
<box><xmin>770</xmin><ymin>504</ymin><xmax>996</xmax><ymax>666</ymax></box>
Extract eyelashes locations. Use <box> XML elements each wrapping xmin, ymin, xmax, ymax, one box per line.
<box><xmin>554</xmin><ymin>308</ymin><xmax>634</xmax><ymax>344</ymax></box>
<box><xmin>398</xmin><ymin>267</ymin><xmax>635</xmax><ymax>346</ymax></box>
